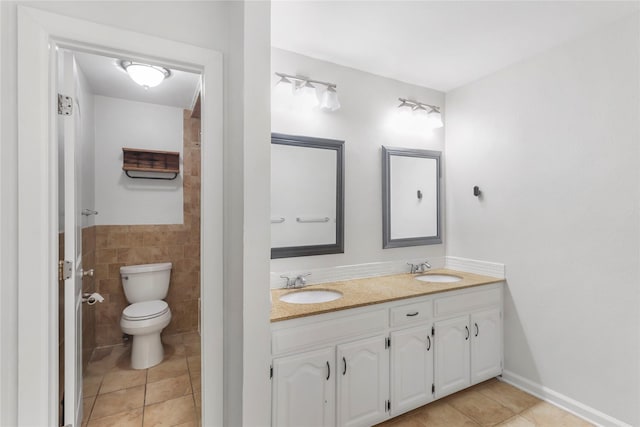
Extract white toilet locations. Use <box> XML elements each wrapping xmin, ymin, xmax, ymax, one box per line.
<box><xmin>120</xmin><ymin>262</ymin><xmax>172</xmax><ymax>369</ymax></box>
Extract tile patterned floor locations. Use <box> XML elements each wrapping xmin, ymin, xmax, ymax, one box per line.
<box><xmin>376</xmin><ymin>378</ymin><xmax>594</xmax><ymax>427</ymax></box>
<box><xmin>82</xmin><ymin>332</ymin><xmax>201</xmax><ymax>427</ymax></box>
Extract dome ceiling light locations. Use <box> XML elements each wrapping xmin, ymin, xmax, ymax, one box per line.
<box><xmin>121</xmin><ymin>60</ymin><xmax>171</xmax><ymax>89</ymax></box>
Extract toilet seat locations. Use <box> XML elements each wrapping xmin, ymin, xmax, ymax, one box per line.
<box><xmin>122</xmin><ymin>300</ymin><xmax>169</xmax><ymax>321</ymax></box>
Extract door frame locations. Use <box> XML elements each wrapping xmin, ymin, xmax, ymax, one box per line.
<box><xmin>17</xmin><ymin>6</ymin><xmax>223</xmax><ymax>426</ymax></box>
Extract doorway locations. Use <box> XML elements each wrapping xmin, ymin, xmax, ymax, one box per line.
<box><xmin>57</xmin><ymin>48</ymin><xmax>203</xmax><ymax>426</ymax></box>
<box><xmin>17</xmin><ymin>7</ymin><xmax>223</xmax><ymax>426</ymax></box>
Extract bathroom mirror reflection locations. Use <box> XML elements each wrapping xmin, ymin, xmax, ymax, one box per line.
<box><xmin>382</xmin><ymin>146</ymin><xmax>442</xmax><ymax>248</ymax></box>
<box><xmin>271</xmin><ymin>133</ymin><xmax>344</xmax><ymax>258</ymax></box>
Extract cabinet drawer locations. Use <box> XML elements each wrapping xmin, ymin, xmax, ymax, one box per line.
<box><xmin>434</xmin><ymin>287</ymin><xmax>502</xmax><ymax>318</ymax></box>
<box><xmin>390</xmin><ymin>300</ymin><xmax>432</xmax><ymax>327</ymax></box>
<box><xmin>272</xmin><ymin>309</ymin><xmax>388</xmax><ymax>355</ymax></box>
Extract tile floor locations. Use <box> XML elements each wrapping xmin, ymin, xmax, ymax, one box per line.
<box><xmin>82</xmin><ymin>332</ymin><xmax>201</xmax><ymax>427</ymax></box>
<box><xmin>376</xmin><ymin>378</ymin><xmax>593</xmax><ymax>427</ymax></box>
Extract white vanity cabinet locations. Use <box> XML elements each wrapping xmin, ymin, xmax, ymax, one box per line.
<box><xmin>271</xmin><ymin>281</ymin><xmax>503</xmax><ymax>427</ymax></box>
<box><xmin>470</xmin><ymin>307</ymin><xmax>503</xmax><ymax>384</ymax></box>
<box><xmin>272</xmin><ymin>347</ymin><xmax>336</xmax><ymax>427</ymax></box>
<box><xmin>433</xmin><ymin>315</ymin><xmax>471</xmax><ymax>398</ymax></box>
<box><xmin>433</xmin><ymin>287</ymin><xmax>503</xmax><ymax>399</ymax></box>
<box><xmin>390</xmin><ymin>325</ymin><xmax>434</xmax><ymax>416</ymax></box>
<box><xmin>336</xmin><ymin>335</ymin><xmax>389</xmax><ymax>427</ymax></box>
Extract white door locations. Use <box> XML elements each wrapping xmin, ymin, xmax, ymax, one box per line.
<box><xmin>272</xmin><ymin>347</ymin><xmax>335</xmax><ymax>427</ymax></box>
<box><xmin>471</xmin><ymin>308</ymin><xmax>503</xmax><ymax>384</ymax></box>
<box><xmin>390</xmin><ymin>326</ymin><xmax>433</xmax><ymax>416</ymax></box>
<box><xmin>61</xmin><ymin>50</ymin><xmax>83</xmax><ymax>427</ymax></box>
<box><xmin>337</xmin><ymin>335</ymin><xmax>389</xmax><ymax>427</ymax></box>
<box><xmin>434</xmin><ymin>316</ymin><xmax>470</xmax><ymax>399</ymax></box>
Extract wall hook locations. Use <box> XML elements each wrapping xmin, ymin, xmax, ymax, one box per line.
<box><xmin>417</xmin><ymin>190</ymin><xmax>423</xmax><ymax>200</ymax></box>
<box><xmin>473</xmin><ymin>186</ymin><xmax>482</xmax><ymax>197</ymax></box>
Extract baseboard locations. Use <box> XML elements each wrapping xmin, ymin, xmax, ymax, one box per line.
<box><xmin>501</xmin><ymin>370</ymin><xmax>630</xmax><ymax>427</ymax></box>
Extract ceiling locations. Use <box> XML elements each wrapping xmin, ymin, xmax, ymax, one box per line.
<box><xmin>74</xmin><ymin>51</ymin><xmax>200</xmax><ymax>109</ymax></box>
<box><xmin>272</xmin><ymin>1</ymin><xmax>640</xmax><ymax>92</ymax></box>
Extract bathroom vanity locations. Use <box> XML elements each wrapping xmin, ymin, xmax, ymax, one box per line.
<box><xmin>270</xmin><ymin>270</ymin><xmax>503</xmax><ymax>427</ymax></box>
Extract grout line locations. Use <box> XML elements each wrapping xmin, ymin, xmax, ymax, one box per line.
<box><xmin>441</xmin><ymin>401</ymin><xmax>482</xmax><ymax>426</ymax></box>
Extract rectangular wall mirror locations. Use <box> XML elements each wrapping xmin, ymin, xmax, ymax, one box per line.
<box><xmin>271</xmin><ymin>133</ymin><xmax>345</xmax><ymax>258</ymax></box>
<box><xmin>382</xmin><ymin>146</ymin><xmax>442</xmax><ymax>248</ymax></box>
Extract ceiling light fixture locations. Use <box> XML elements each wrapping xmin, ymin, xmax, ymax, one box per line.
<box><xmin>275</xmin><ymin>72</ymin><xmax>340</xmax><ymax>111</ymax></box>
<box><xmin>121</xmin><ymin>60</ymin><xmax>171</xmax><ymax>89</ymax></box>
<box><xmin>397</xmin><ymin>98</ymin><xmax>443</xmax><ymax>129</ymax></box>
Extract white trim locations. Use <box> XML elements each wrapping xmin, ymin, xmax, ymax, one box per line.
<box><xmin>16</xmin><ymin>6</ymin><xmax>223</xmax><ymax>426</ymax></box>
<box><xmin>501</xmin><ymin>370</ymin><xmax>630</xmax><ymax>427</ymax></box>
<box><xmin>445</xmin><ymin>256</ymin><xmax>505</xmax><ymax>278</ymax></box>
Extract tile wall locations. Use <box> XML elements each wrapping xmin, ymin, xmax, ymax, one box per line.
<box><xmin>94</xmin><ymin>110</ymin><xmax>201</xmax><ymax>347</ymax></box>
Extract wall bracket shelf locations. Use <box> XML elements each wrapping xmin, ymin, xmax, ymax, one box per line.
<box><xmin>122</xmin><ymin>148</ymin><xmax>180</xmax><ymax>180</ymax></box>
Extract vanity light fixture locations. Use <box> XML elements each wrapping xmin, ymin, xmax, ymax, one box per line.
<box><xmin>397</xmin><ymin>98</ymin><xmax>444</xmax><ymax>129</ymax></box>
<box><xmin>121</xmin><ymin>60</ymin><xmax>171</xmax><ymax>89</ymax></box>
<box><xmin>275</xmin><ymin>72</ymin><xmax>340</xmax><ymax>111</ymax></box>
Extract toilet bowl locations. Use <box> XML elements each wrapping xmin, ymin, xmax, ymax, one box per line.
<box><xmin>120</xmin><ymin>263</ymin><xmax>172</xmax><ymax>369</ymax></box>
<box><xmin>120</xmin><ymin>300</ymin><xmax>172</xmax><ymax>369</ymax></box>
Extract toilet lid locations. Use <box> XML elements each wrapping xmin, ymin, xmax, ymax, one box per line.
<box><xmin>123</xmin><ymin>300</ymin><xmax>169</xmax><ymax>321</ymax></box>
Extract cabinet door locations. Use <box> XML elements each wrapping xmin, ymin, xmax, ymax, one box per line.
<box><xmin>337</xmin><ymin>335</ymin><xmax>389</xmax><ymax>427</ymax></box>
<box><xmin>434</xmin><ymin>316</ymin><xmax>470</xmax><ymax>399</ymax></box>
<box><xmin>390</xmin><ymin>326</ymin><xmax>434</xmax><ymax>416</ymax></box>
<box><xmin>471</xmin><ymin>307</ymin><xmax>503</xmax><ymax>384</ymax></box>
<box><xmin>272</xmin><ymin>347</ymin><xmax>335</xmax><ymax>427</ymax></box>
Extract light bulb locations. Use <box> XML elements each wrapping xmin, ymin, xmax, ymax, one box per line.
<box><xmin>426</xmin><ymin>108</ymin><xmax>443</xmax><ymax>128</ymax></box>
<box><xmin>320</xmin><ymin>86</ymin><xmax>340</xmax><ymax>111</ymax></box>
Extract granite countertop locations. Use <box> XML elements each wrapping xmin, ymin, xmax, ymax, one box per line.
<box><xmin>270</xmin><ymin>268</ymin><xmax>503</xmax><ymax>322</ymax></box>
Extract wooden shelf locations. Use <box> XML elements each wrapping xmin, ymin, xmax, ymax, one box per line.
<box><xmin>122</xmin><ymin>148</ymin><xmax>180</xmax><ymax>179</ymax></box>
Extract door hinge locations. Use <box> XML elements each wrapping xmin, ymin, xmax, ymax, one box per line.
<box><xmin>431</xmin><ymin>326</ymin><xmax>435</xmax><ymax>336</ymax></box>
<box><xmin>58</xmin><ymin>94</ymin><xmax>73</xmax><ymax>116</ymax></box>
<box><xmin>385</xmin><ymin>399</ymin><xmax>391</xmax><ymax>412</ymax></box>
<box><xmin>432</xmin><ymin>384</ymin><xmax>435</xmax><ymax>394</ymax></box>
<box><xmin>58</xmin><ymin>260</ymin><xmax>72</xmax><ymax>281</ymax></box>
<box><xmin>270</xmin><ymin>365</ymin><xmax>273</xmax><ymax>379</ymax></box>
<box><xmin>385</xmin><ymin>337</ymin><xmax>391</xmax><ymax>349</ymax></box>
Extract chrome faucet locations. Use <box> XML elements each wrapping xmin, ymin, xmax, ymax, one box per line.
<box><xmin>281</xmin><ymin>272</ymin><xmax>312</xmax><ymax>288</ymax></box>
<box><xmin>408</xmin><ymin>260</ymin><xmax>431</xmax><ymax>274</ymax></box>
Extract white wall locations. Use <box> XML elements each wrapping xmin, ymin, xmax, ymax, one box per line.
<box><xmin>271</xmin><ymin>48</ymin><xmax>446</xmax><ymax>273</ymax></box>
<box><xmin>445</xmin><ymin>13</ymin><xmax>640</xmax><ymax>425</ymax></box>
<box><xmin>94</xmin><ymin>95</ymin><xmax>183</xmax><ymax>225</ymax></box>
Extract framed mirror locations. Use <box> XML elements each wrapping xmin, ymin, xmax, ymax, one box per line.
<box><xmin>382</xmin><ymin>146</ymin><xmax>441</xmax><ymax>248</ymax></box>
<box><xmin>271</xmin><ymin>133</ymin><xmax>344</xmax><ymax>258</ymax></box>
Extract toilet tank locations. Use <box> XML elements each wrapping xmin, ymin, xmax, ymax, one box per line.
<box><xmin>120</xmin><ymin>262</ymin><xmax>172</xmax><ymax>303</ymax></box>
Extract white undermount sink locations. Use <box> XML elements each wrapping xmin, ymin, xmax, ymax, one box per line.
<box><xmin>280</xmin><ymin>289</ymin><xmax>343</xmax><ymax>304</ymax></box>
<box><xmin>415</xmin><ymin>274</ymin><xmax>463</xmax><ymax>283</ymax></box>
